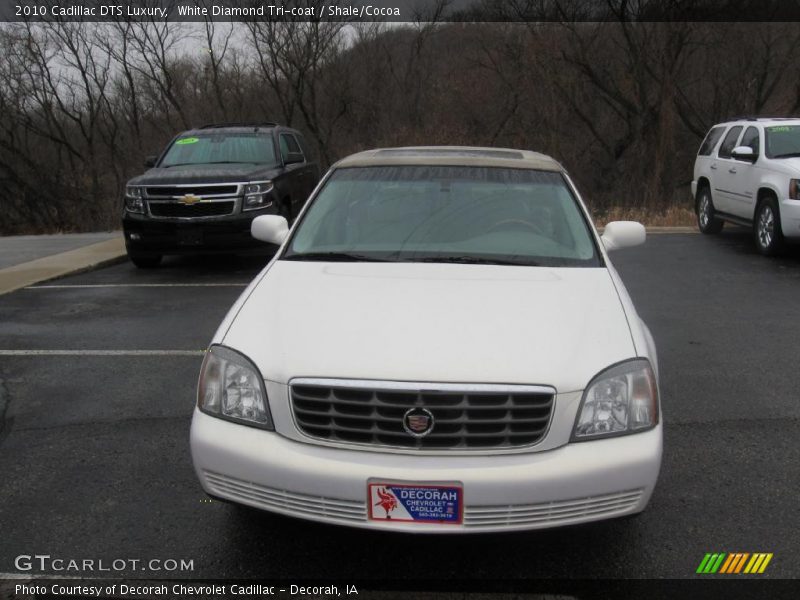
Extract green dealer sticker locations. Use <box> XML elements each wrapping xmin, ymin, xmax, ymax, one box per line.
<box><xmin>768</xmin><ymin>126</ymin><xmax>791</xmax><ymax>133</ymax></box>
<box><xmin>176</xmin><ymin>137</ymin><xmax>200</xmax><ymax>145</ymax></box>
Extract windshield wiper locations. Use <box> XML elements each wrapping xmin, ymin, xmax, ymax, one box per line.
<box><xmin>282</xmin><ymin>252</ymin><xmax>392</xmax><ymax>262</ymax></box>
<box><xmin>405</xmin><ymin>255</ymin><xmax>537</xmax><ymax>266</ymax></box>
<box><xmin>771</xmin><ymin>152</ymin><xmax>800</xmax><ymax>159</ymax></box>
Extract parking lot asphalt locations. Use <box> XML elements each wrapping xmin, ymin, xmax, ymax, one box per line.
<box><xmin>0</xmin><ymin>230</ymin><xmax>799</xmax><ymax>584</ymax></box>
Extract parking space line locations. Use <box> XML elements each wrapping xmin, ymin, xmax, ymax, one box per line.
<box><xmin>0</xmin><ymin>350</ymin><xmax>205</xmax><ymax>356</ymax></box>
<box><xmin>26</xmin><ymin>283</ymin><xmax>248</xmax><ymax>289</ymax></box>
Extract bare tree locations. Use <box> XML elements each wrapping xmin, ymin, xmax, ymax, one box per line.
<box><xmin>245</xmin><ymin>5</ymin><xmax>350</xmax><ymax>165</ymax></box>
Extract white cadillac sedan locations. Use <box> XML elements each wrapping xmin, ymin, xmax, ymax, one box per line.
<box><xmin>190</xmin><ymin>147</ymin><xmax>662</xmax><ymax>533</ymax></box>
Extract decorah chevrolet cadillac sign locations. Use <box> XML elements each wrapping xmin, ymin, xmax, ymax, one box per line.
<box><xmin>369</xmin><ymin>483</ymin><xmax>463</xmax><ymax>524</ymax></box>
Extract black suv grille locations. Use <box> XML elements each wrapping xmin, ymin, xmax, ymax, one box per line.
<box><xmin>145</xmin><ymin>185</ymin><xmax>239</xmax><ymax>197</ymax></box>
<box><xmin>148</xmin><ymin>201</ymin><xmax>235</xmax><ymax>218</ymax></box>
<box><xmin>291</xmin><ymin>381</ymin><xmax>554</xmax><ymax>450</ymax></box>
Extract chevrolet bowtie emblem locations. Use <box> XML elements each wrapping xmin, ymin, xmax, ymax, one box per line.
<box><xmin>181</xmin><ymin>194</ymin><xmax>201</xmax><ymax>205</ymax></box>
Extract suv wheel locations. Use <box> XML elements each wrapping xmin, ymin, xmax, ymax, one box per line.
<box><xmin>696</xmin><ymin>187</ymin><xmax>724</xmax><ymax>234</ymax></box>
<box><xmin>754</xmin><ymin>197</ymin><xmax>784</xmax><ymax>256</ymax></box>
<box><xmin>128</xmin><ymin>253</ymin><xmax>162</xmax><ymax>269</ymax></box>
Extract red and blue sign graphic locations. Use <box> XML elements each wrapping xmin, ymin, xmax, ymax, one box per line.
<box><xmin>368</xmin><ymin>482</ymin><xmax>463</xmax><ymax>524</ymax></box>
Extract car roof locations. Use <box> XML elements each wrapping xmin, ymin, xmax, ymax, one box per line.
<box><xmin>179</xmin><ymin>123</ymin><xmax>295</xmax><ymax>135</ymax></box>
<box><xmin>333</xmin><ymin>146</ymin><xmax>564</xmax><ymax>171</ymax></box>
<box><xmin>717</xmin><ymin>117</ymin><xmax>800</xmax><ymax>126</ymax></box>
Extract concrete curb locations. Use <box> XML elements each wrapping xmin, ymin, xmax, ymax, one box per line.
<box><xmin>0</xmin><ymin>236</ymin><xmax>126</xmax><ymax>296</ymax></box>
<box><xmin>644</xmin><ymin>226</ymin><xmax>698</xmax><ymax>234</ymax></box>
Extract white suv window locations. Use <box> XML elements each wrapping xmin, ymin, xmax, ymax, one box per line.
<box><xmin>765</xmin><ymin>125</ymin><xmax>800</xmax><ymax>159</ymax></box>
<box><xmin>740</xmin><ymin>126</ymin><xmax>760</xmax><ymax>157</ymax></box>
<box><xmin>717</xmin><ymin>126</ymin><xmax>743</xmax><ymax>159</ymax></box>
<box><xmin>698</xmin><ymin>126</ymin><xmax>726</xmax><ymax>156</ymax></box>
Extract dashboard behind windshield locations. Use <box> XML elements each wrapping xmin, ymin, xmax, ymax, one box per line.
<box><xmin>160</xmin><ymin>133</ymin><xmax>277</xmax><ymax>167</ymax></box>
<box><xmin>283</xmin><ymin>165</ymin><xmax>600</xmax><ymax>267</ymax></box>
<box><xmin>765</xmin><ymin>125</ymin><xmax>800</xmax><ymax>158</ymax></box>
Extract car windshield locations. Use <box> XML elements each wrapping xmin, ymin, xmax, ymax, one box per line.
<box><xmin>765</xmin><ymin>125</ymin><xmax>800</xmax><ymax>158</ymax></box>
<box><xmin>160</xmin><ymin>133</ymin><xmax>277</xmax><ymax>167</ymax></box>
<box><xmin>283</xmin><ymin>166</ymin><xmax>600</xmax><ymax>267</ymax></box>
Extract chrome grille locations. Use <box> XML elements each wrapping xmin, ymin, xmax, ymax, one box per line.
<box><xmin>290</xmin><ymin>379</ymin><xmax>555</xmax><ymax>450</ymax></box>
<box><xmin>145</xmin><ymin>184</ymin><xmax>239</xmax><ymax>197</ymax></box>
<box><xmin>148</xmin><ymin>201</ymin><xmax>235</xmax><ymax>218</ymax></box>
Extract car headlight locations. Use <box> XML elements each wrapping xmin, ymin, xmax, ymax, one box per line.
<box><xmin>124</xmin><ymin>186</ymin><xmax>144</xmax><ymax>213</ymax></box>
<box><xmin>572</xmin><ymin>359</ymin><xmax>658</xmax><ymax>440</ymax></box>
<box><xmin>197</xmin><ymin>345</ymin><xmax>273</xmax><ymax>429</ymax></box>
<box><xmin>790</xmin><ymin>179</ymin><xmax>800</xmax><ymax>200</ymax></box>
<box><xmin>243</xmin><ymin>181</ymin><xmax>274</xmax><ymax>211</ymax></box>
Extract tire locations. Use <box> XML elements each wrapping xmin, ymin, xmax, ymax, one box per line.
<box><xmin>128</xmin><ymin>252</ymin><xmax>162</xmax><ymax>269</ymax></box>
<box><xmin>754</xmin><ymin>196</ymin><xmax>785</xmax><ymax>256</ymax></box>
<box><xmin>696</xmin><ymin>186</ymin><xmax>724</xmax><ymax>234</ymax></box>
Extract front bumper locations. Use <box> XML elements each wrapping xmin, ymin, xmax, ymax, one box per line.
<box><xmin>122</xmin><ymin>205</ymin><xmax>278</xmax><ymax>255</ymax></box>
<box><xmin>779</xmin><ymin>198</ymin><xmax>800</xmax><ymax>239</ymax></box>
<box><xmin>190</xmin><ymin>409</ymin><xmax>662</xmax><ymax>533</ymax></box>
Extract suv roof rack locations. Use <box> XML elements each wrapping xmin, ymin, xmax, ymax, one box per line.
<box><xmin>726</xmin><ymin>116</ymin><xmax>797</xmax><ymax>122</ymax></box>
<box><xmin>198</xmin><ymin>122</ymin><xmax>277</xmax><ymax>129</ymax></box>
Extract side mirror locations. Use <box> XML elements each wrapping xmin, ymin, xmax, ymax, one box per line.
<box><xmin>601</xmin><ymin>221</ymin><xmax>646</xmax><ymax>251</ymax></box>
<box><xmin>144</xmin><ymin>155</ymin><xmax>158</xmax><ymax>168</ymax></box>
<box><xmin>731</xmin><ymin>145</ymin><xmax>756</xmax><ymax>162</ymax></box>
<box><xmin>284</xmin><ymin>151</ymin><xmax>305</xmax><ymax>165</ymax></box>
<box><xmin>251</xmin><ymin>215</ymin><xmax>289</xmax><ymax>245</ymax></box>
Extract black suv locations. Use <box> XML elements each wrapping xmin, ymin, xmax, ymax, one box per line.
<box><xmin>122</xmin><ymin>123</ymin><xmax>319</xmax><ymax>268</ymax></box>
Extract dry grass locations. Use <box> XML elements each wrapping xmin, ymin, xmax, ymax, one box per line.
<box><xmin>592</xmin><ymin>205</ymin><xmax>697</xmax><ymax>228</ymax></box>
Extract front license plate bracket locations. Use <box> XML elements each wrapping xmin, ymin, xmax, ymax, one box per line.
<box><xmin>368</xmin><ymin>480</ymin><xmax>463</xmax><ymax>525</ymax></box>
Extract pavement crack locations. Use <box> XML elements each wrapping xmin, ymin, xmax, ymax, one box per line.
<box><xmin>667</xmin><ymin>415</ymin><xmax>800</xmax><ymax>427</ymax></box>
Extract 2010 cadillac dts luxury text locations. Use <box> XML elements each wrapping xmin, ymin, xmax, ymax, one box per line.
<box><xmin>190</xmin><ymin>146</ymin><xmax>663</xmax><ymax>533</ymax></box>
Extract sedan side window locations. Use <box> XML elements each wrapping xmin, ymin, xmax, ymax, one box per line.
<box><xmin>718</xmin><ymin>126</ymin><xmax>743</xmax><ymax>159</ymax></box>
<box><xmin>740</xmin><ymin>126</ymin><xmax>760</xmax><ymax>157</ymax></box>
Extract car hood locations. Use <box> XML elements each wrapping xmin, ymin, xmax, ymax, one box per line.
<box><xmin>772</xmin><ymin>157</ymin><xmax>800</xmax><ymax>175</ymax></box>
<box><xmin>222</xmin><ymin>261</ymin><xmax>637</xmax><ymax>392</ymax></box>
<box><xmin>129</xmin><ymin>164</ymin><xmax>280</xmax><ymax>185</ymax></box>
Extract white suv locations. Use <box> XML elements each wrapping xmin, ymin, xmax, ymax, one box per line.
<box><xmin>693</xmin><ymin>117</ymin><xmax>800</xmax><ymax>255</ymax></box>
<box><xmin>190</xmin><ymin>147</ymin><xmax>662</xmax><ymax>533</ymax></box>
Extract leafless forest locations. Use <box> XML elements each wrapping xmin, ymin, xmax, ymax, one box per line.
<box><xmin>2</xmin><ymin>17</ymin><xmax>800</xmax><ymax>233</ymax></box>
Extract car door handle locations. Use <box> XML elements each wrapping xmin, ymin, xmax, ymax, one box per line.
<box><xmin>710</xmin><ymin>164</ymin><xmax>717</xmax><ymax>170</ymax></box>
<box><xmin>729</xmin><ymin>167</ymin><xmax>737</xmax><ymax>173</ymax></box>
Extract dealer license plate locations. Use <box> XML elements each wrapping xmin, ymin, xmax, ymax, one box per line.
<box><xmin>177</xmin><ymin>229</ymin><xmax>203</xmax><ymax>246</ymax></box>
<box><xmin>368</xmin><ymin>481</ymin><xmax>463</xmax><ymax>524</ymax></box>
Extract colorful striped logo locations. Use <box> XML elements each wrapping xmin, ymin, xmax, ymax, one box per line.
<box><xmin>696</xmin><ymin>552</ymin><xmax>773</xmax><ymax>574</ymax></box>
